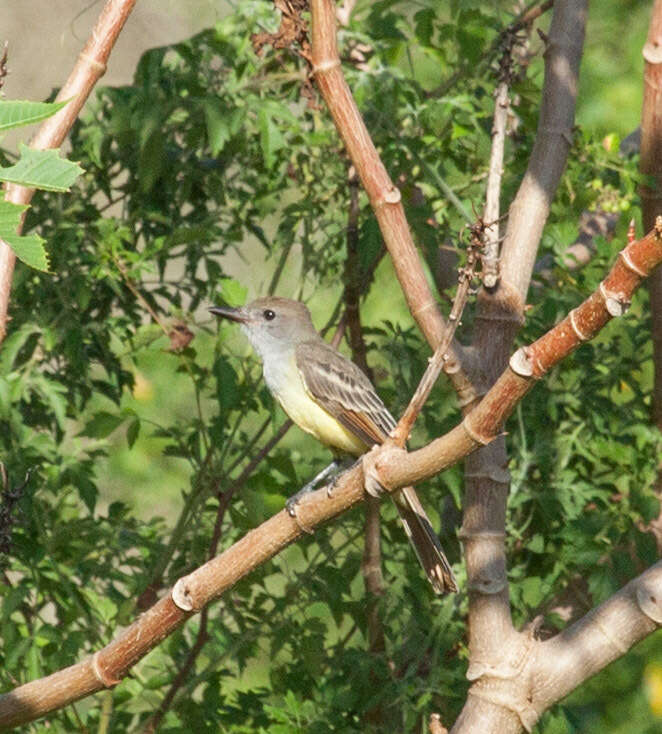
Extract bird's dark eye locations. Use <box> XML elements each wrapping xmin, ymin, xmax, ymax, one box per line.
<box><xmin>263</xmin><ymin>309</ymin><xmax>276</xmax><ymax>321</ymax></box>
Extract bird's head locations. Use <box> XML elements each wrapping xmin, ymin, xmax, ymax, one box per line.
<box><xmin>209</xmin><ymin>297</ymin><xmax>318</xmax><ymax>359</ymax></box>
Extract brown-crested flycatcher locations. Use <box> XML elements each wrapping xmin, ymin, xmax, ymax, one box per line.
<box><xmin>210</xmin><ymin>297</ymin><xmax>457</xmax><ymax>594</ymax></box>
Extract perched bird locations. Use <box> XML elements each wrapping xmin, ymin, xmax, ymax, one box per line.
<box><xmin>210</xmin><ymin>297</ymin><xmax>457</xmax><ymax>593</ymax></box>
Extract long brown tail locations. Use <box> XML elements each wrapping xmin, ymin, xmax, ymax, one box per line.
<box><xmin>392</xmin><ymin>486</ymin><xmax>458</xmax><ymax>594</ymax></box>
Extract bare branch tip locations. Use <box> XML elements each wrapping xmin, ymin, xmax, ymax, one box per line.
<box><xmin>599</xmin><ymin>283</ymin><xmax>629</xmax><ymax>317</ymax></box>
<box><xmin>509</xmin><ymin>347</ymin><xmax>534</xmax><ymax>377</ymax></box>
<box><xmin>636</xmin><ymin>583</ymin><xmax>662</xmax><ymax>624</ymax></box>
<box><xmin>172</xmin><ymin>578</ymin><xmax>195</xmax><ymax>612</ymax></box>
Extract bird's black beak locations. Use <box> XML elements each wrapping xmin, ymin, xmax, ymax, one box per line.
<box><xmin>208</xmin><ymin>305</ymin><xmax>247</xmax><ymax>323</ymax></box>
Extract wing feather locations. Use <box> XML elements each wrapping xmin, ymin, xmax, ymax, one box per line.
<box><xmin>295</xmin><ymin>340</ymin><xmax>395</xmax><ymax>448</ymax></box>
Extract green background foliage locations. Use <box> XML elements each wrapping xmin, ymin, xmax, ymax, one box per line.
<box><xmin>1</xmin><ymin>1</ymin><xmax>661</xmax><ymax>731</ymax></box>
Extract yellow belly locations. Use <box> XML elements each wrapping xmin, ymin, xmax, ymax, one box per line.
<box><xmin>272</xmin><ymin>367</ymin><xmax>367</xmax><ymax>456</ymax></box>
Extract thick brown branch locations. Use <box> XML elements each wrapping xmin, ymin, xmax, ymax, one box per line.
<box><xmin>641</xmin><ymin>0</ymin><xmax>662</xmax><ymax>430</ymax></box>
<box><xmin>0</xmin><ymin>0</ymin><xmax>138</xmax><ymax>344</ymax></box>
<box><xmin>454</xmin><ymin>562</ymin><xmax>662</xmax><ymax>733</ymax></box>
<box><xmin>533</xmin><ymin>562</ymin><xmax>662</xmax><ymax>717</ymax></box>
<box><xmin>460</xmin><ymin>0</ymin><xmax>588</xmax><ymax>706</ymax></box>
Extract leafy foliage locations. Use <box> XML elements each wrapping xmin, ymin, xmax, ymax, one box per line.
<box><xmin>1</xmin><ymin>1</ymin><xmax>660</xmax><ymax>732</ymax></box>
<box><xmin>0</xmin><ymin>100</ymin><xmax>83</xmax><ymax>270</ymax></box>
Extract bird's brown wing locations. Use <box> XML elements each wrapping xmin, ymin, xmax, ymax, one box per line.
<box><xmin>295</xmin><ymin>340</ymin><xmax>395</xmax><ymax>447</ymax></box>
<box><xmin>295</xmin><ymin>339</ymin><xmax>458</xmax><ymax>594</ymax></box>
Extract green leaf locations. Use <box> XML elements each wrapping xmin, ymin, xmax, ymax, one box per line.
<box><xmin>0</xmin><ymin>197</ymin><xmax>27</xmax><ymax>230</ymax></box>
<box><xmin>219</xmin><ymin>278</ymin><xmax>247</xmax><ymax>307</ymax></box>
<box><xmin>0</xmin><ymin>144</ymin><xmax>84</xmax><ymax>191</ymax></box>
<box><xmin>0</xmin><ymin>193</ymin><xmax>50</xmax><ymax>269</ymax></box>
<box><xmin>203</xmin><ymin>98</ymin><xmax>231</xmax><ymax>156</ymax></box>
<box><xmin>257</xmin><ymin>108</ymin><xmax>285</xmax><ymax>169</ymax></box>
<box><xmin>0</xmin><ymin>322</ymin><xmax>42</xmax><ymax>371</ymax></box>
<box><xmin>126</xmin><ymin>418</ymin><xmax>141</xmax><ymax>448</ymax></box>
<box><xmin>0</xmin><ymin>99</ymin><xmax>69</xmax><ymax>131</ymax></box>
<box><xmin>3</xmin><ymin>232</ymin><xmax>49</xmax><ymax>271</ymax></box>
<box><xmin>33</xmin><ymin>376</ymin><xmax>67</xmax><ymax>429</ymax></box>
<box><xmin>520</xmin><ymin>576</ymin><xmax>543</xmax><ymax>607</ymax></box>
<box><xmin>527</xmin><ymin>534</ymin><xmax>545</xmax><ymax>554</ymax></box>
<box><xmin>79</xmin><ymin>411</ymin><xmax>125</xmax><ymax>439</ymax></box>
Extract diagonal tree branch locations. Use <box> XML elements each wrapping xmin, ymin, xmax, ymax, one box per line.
<box><xmin>309</xmin><ymin>0</ymin><xmax>477</xmax><ymax>407</ymax></box>
<box><xmin>1</xmin><ymin>220</ymin><xmax>661</xmax><ymax>730</ymax></box>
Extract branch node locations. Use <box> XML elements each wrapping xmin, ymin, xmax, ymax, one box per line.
<box><xmin>312</xmin><ymin>58</ymin><xmax>341</xmax><ymax>75</ymax></box>
<box><xmin>643</xmin><ymin>41</ymin><xmax>662</xmax><ymax>64</ymax></box>
<box><xmin>467</xmin><ymin>578</ymin><xmax>506</xmax><ymax>594</ymax></box>
<box><xmin>373</xmin><ymin>186</ymin><xmax>402</xmax><ymax>208</ymax></box>
<box><xmin>620</xmin><ymin>248</ymin><xmax>646</xmax><ymax>277</ymax></box>
<box><xmin>92</xmin><ymin>651</ymin><xmax>120</xmax><ymax>688</ymax></box>
<box><xmin>599</xmin><ymin>282</ymin><xmax>629</xmax><ymax>317</ymax></box>
<box><xmin>464</xmin><ymin>466</ymin><xmax>511</xmax><ymax>484</ymax></box>
<box><xmin>595</xmin><ymin>611</ymin><xmax>629</xmax><ymax>654</ymax></box>
<box><xmin>462</xmin><ymin>416</ymin><xmax>495</xmax><ymax>446</ymax></box>
<box><xmin>636</xmin><ymin>582</ymin><xmax>662</xmax><ymax>623</ymax></box>
<box><xmin>656</xmin><ymin>216</ymin><xmax>662</xmax><ymax>237</ymax></box>
<box><xmin>569</xmin><ymin>308</ymin><xmax>589</xmax><ymax>342</ymax></box>
<box><xmin>361</xmin><ymin>445</ymin><xmax>390</xmax><ymax>497</ymax></box>
<box><xmin>172</xmin><ymin>577</ymin><xmax>195</xmax><ymax>612</ymax></box>
<box><xmin>509</xmin><ymin>347</ymin><xmax>534</xmax><ymax>377</ymax></box>
<box><xmin>287</xmin><ymin>505</ymin><xmax>316</xmax><ymax>535</ymax></box>
<box><xmin>457</xmin><ymin>528</ymin><xmax>506</xmax><ymax>541</ymax></box>
<box><xmin>467</xmin><ymin>647</ymin><xmax>540</xmax><ymax>731</ymax></box>
<box><xmin>79</xmin><ymin>53</ymin><xmax>107</xmax><ymax>75</ymax></box>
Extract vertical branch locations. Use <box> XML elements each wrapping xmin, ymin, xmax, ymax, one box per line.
<box><xmin>641</xmin><ymin>0</ymin><xmax>662</xmax><ymax>431</ymax></box>
<box><xmin>482</xmin><ymin>79</ymin><xmax>509</xmax><ymax>289</ymax></box>
<box><xmin>0</xmin><ymin>0</ymin><xmax>138</xmax><ymax>343</ymax></box>
<box><xmin>499</xmin><ymin>0</ymin><xmax>588</xmax><ymax>300</ymax></box>
<box><xmin>456</xmin><ymin>2</ymin><xmax>588</xmax><ymax>728</ymax></box>
<box><xmin>483</xmin><ymin>27</ymin><xmax>517</xmax><ymax>290</ymax></box>
<box><xmin>343</xmin><ymin>168</ymin><xmax>386</xmax><ymax>640</ymax></box>
<box><xmin>343</xmin><ymin>166</ymin><xmax>387</xmax><ymax>727</ymax></box>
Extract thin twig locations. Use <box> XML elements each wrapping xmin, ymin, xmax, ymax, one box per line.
<box><xmin>0</xmin><ymin>42</ymin><xmax>8</xmax><ymax>92</ymax></box>
<box><xmin>391</xmin><ymin>226</ymin><xmax>483</xmax><ymax>445</ymax></box>
<box><xmin>482</xmin><ymin>85</ymin><xmax>509</xmax><ymax>288</ymax></box>
<box><xmin>431</xmin><ymin>0</ymin><xmax>554</xmax><ymax>99</ymax></box>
